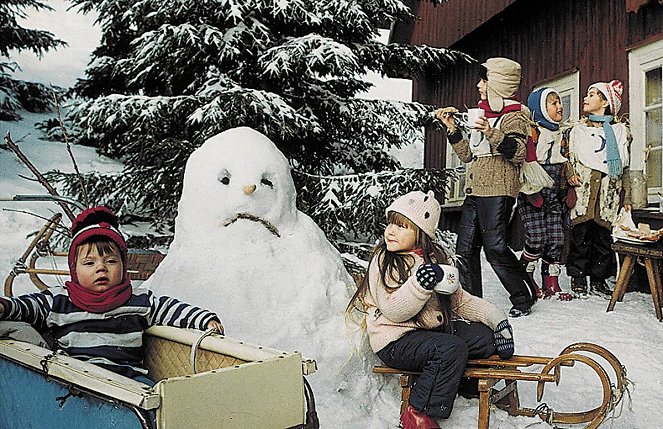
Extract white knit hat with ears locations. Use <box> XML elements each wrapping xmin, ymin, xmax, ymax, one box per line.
<box><xmin>385</xmin><ymin>190</ymin><xmax>441</xmax><ymax>239</ymax></box>
<box><xmin>589</xmin><ymin>80</ymin><xmax>624</xmax><ymax>115</ymax></box>
<box><xmin>482</xmin><ymin>57</ymin><xmax>522</xmax><ymax>112</ymax></box>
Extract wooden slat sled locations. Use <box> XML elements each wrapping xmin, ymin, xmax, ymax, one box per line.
<box><xmin>374</xmin><ymin>342</ymin><xmax>628</xmax><ymax>429</ymax></box>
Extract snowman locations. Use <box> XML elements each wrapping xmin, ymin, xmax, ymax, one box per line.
<box><xmin>144</xmin><ymin>126</ymin><xmax>354</xmax><ymax>350</ymax></box>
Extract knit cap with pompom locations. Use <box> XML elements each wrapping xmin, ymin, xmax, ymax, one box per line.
<box><xmin>589</xmin><ymin>79</ymin><xmax>623</xmax><ymax>115</ymax></box>
<box><xmin>67</xmin><ymin>206</ymin><xmax>129</xmax><ymax>283</ymax></box>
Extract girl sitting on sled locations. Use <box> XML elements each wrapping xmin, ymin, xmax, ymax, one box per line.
<box><xmin>347</xmin><ymin>190</ymin><xmax>514</xmax><ymax>429</ymax></box>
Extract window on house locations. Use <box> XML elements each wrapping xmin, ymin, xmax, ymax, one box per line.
<box><xmin>444</xmin><ymin>142</ymin><xmax>466</xmax><ymax>205</ymax></box>
<box><xmin>644</xmin><ymin>67</ymin><xmax>662</xmax><ymax>192</ymax></box>
<box><xmin>629</xmin><ymin>39</ymin><xmax>663</xmax><ymax>204</ymax></box>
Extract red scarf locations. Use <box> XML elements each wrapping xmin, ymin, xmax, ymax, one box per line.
<box><xmin>66</xmin><ymin>279</ymin><xmax>132</xmax><ymax>313</ymax></box>
<box><xmin>412</xmin><ymin>248</ymin><xmax>424</xmax><ymax>258</ymax></box>
<box><xmin>478</xmin><ymin>99</ymin><xmax>523</xmax><ymax>118</ymax></box>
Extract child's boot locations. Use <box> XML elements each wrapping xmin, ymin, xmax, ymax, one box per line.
<box><xmin>520</xmin><ymin>255</ymin><xmax>543</xmax><ymax>300</ymax></box>
<box><xmin>571</xmin><ymin>276</ymin><xmax>588</xmax><ymax>299</ymax></box>
<box><xmin>400</xmin><ymin>405</ymin><xmax>440</xmax><ymax>429</ymax></box>
<box><xmin>590</xmin><ymin>278</ymin><xmax>613</xmax><ymax>298</ymax></box>
<box><xmin>541</xmin><ymin>262</ymin><xmax>562</xmax><ymax>298</ymax></box>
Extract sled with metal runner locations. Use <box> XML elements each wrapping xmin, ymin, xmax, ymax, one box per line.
<box><xmin>373</xmin><ymin>342</ymin><xmax>628</xmax><ymax>429</ymax></box>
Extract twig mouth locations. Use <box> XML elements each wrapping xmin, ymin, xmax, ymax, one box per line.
<box><xmin>222</xmin><ymin>212</ymin><xmax>280</xmax><ymax>237</ymax></box>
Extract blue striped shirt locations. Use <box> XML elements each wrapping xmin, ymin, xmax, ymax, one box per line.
<box><xmin>0</xmin><ymin>286</ymin><xmax>220</xmax><ymax>378</ymax></box>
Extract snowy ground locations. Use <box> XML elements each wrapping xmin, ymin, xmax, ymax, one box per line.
<box><xmin>1</xmin><ymin>112</ymin><xmax>662</xmax><ymax>428</ymax></box>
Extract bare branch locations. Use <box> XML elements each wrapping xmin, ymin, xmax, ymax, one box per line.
<box><xmin>52</xmin><ymin>88</ymin><xmax>90</xmax><ymax>207</ymax></box>
<box><xmin>1</xmin><ymin>208</ymin><xmax>72</xmax><ymax>238</ymax></box>
<box><xmin>17</xmin><ymin>174</ymin><xmax>39</xmax><ymax>182</ymax></box>
<box><xmin>3</xmin><ymin>131</ymin><xmax>77</xmax><ymax>222</ymax></box>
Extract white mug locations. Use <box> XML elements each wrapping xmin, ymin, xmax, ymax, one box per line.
<box><xmin>433</xmin><ymin>264</ymin><xmax>460</xmax><ymax>295</ymax></box>
<box><xmin>466</xmin><ymin>108</ymin><xmax>484</xmax><ymax>129</ymax></box>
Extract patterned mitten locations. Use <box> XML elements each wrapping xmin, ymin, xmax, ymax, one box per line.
<box><xmin>415</xmin><ymin>264</ymin><xmax>444</xmax><ymax>290</ymax></box>
<box><xmin>493</xmin><ymin>319</ymin><xmax>514</xmax><ymax>359</ymax></box>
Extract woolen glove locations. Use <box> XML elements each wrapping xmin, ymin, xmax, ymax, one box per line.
<box><xmin>415</xmin><ymin>263</ymin><xmax>444</xmax><ymax>290</ymax></box>
<box><xmin>493</xmin><ymin>319</ymin><xmax>514</xmax><ymax>359</ymax></box>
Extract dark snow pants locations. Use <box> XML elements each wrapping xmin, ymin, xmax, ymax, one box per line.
<box><xmin>376</xmin><ymin>321</ymin><xmax>496</xmax><ymax>419</ymax></box>
<box><xmin>566</xmin><ymin>220</ymin><xmax>616</xmax><ymax>281</ymax></box>
<box><xmin>456</xmin><ymin>195</ymin><xmax>534</xmax><ymax>310</ymax></box>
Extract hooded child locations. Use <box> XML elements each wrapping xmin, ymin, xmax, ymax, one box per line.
<box><xmin>517</xmin><ymin>88</ymin><xmax>574</xmax><ymax>300</ymax></box>
<box><xmin>435</xmin><ymin>57</ymin><xmax>536</xmax><ymax>317</ymax></box>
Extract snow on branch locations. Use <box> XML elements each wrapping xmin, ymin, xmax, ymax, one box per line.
<box><xmin>260</xmin><ymin>34</ymin><xmax>362</xmax><ymax>80</ymax></box>
<box><xmin>294</xmin><ymin>168</ymin><xmax>454</xmax><ymax>243</ymax></box>
<box><xmin>358</xmin><ymin>41</ymin><xmax>475</xmax><ymax>80</ymax></box>
<box><xmin>188</xmin><ymin>87</ymin><xmax>321</xmax><ymax>141</ymax></box>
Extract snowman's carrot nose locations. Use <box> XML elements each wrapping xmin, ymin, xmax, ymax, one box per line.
<box><xmin>243</xmin><ymin>184</ymin><xmax>257</xmax><ymax>194</ymax></box>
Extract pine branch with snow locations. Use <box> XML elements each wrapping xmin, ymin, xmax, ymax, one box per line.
<box><xmin>60</xmin><ymin>0</ymin><xmax>468</xmax><ymax>237</ymax></box>
<box><xmin>294</xmin><ymin>168</ymin><xmax>454</xmax><ymax>244</ymax></box>
<box><xmin>0</xmin><ymin>0</ymin><xmax>66</xmax><ymax>119</ymax></box>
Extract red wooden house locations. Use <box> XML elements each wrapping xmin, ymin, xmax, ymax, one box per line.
<box><xmin>391</xmin><ymin>0</ymin><xmax>663</xmax><ymax>232</ymax></box>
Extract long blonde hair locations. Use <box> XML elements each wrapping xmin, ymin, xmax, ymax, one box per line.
<box><xmin>346</xmin><ymin>212</ymin><xmax>453</xmax><ymax>332</ymax></box>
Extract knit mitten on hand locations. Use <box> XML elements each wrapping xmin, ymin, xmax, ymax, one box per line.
<box><xmin>493</xmin><ymin>319</ymin><xmax>514</xmax><ymax>359</ymax></box>
<box><xmin>415</xmin><ymin>264</ymin><xmax>444</xmax><ymax>290</ymax></box>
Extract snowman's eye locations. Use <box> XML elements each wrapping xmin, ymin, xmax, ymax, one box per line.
<box><xmin>218</xmin><ymin>169</ymin><xmax>231</xmax><ymax>185</ymax></box>
<box><xmin>261</xmin><ymin>177</ymin><xmax>273</xmax><ymax>188</ymax></box>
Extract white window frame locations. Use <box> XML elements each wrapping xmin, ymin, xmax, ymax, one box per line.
<box><xmin>629</xmin><ymin>39</ymin><xmax>663</xmax><ymax>203</ymax></box>
<box><xmin>444</xmin><ymin>141</ymin><xmax>466</xmax><ymax>206</ymax></box>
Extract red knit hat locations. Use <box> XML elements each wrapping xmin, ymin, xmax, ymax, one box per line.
<box><xmin>68</xmin><ymin>206</ymin><xmax>129</xmax><ymax>283</ymax></box>
<box><xmin>589</xmin><ymin>80</ymin><xmax>623</xmax><ymax>115</ymax></box>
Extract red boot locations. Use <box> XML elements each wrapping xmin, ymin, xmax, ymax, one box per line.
<box><xmin>541</xmin><ymin>262</ymin><xmax>562</xmax><ymax>298</ymax></box>
<box><xmin>400</xmin><ymin>405</ymin><xmax>440</xmax><ymax>429</ymax></box>
<box><xmin>543</xmin><ymin>275</ymin><xmax>562</xmax><ymax>297</ymax></box>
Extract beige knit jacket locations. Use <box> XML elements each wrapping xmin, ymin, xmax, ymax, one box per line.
<box><xmin>448</xmin><ymin>110</ymin><xmax>529</xmax><ymax>198</ymax></box>
<box><xmin>363</xmin><ymin>252</ymin><xmax>506</xmax><ymax>353</ymax></box>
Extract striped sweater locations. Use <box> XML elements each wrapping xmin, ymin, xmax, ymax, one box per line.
<box><xmin>0</xmin><ymin>286</ymin><xmax>220</xmax><ymax>378</ymax></box>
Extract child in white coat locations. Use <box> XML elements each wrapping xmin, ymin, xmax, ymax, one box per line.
<box><xmin>566</xmin><ymin>80</ymin><xmax>632</xmax><ymax>297</ymax></box>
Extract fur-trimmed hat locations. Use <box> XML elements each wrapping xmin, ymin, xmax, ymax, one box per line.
<box><xmin>68</xmin><ymin>206</ymin><xmax>129</xmax><ymax>283</ymax></box>
<box><xmin>589</xmin><ymin>80</ymin><xmax>623</xmax><ymax>115</ymax></box>
<box><xmin>482</xmin><ymin>57</ymin><xmax>522</xmax><ymax>112</ymax></box>
<box><xmin>385</xmin><ymin>190</ymin><xmax>441</xmax><ymax>239</ymax></box>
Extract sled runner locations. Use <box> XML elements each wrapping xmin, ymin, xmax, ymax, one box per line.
<box><xmin>374</xmin><ymin>342</ymin><xmax>628</xmax><ymax>429</ymax></box>
<box><xmin>0</xmin><ymin>198</ymin><xmax>320</xmax><ymax>428</ymax></box>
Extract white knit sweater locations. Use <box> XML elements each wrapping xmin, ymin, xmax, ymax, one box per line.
<box><xmin>362</xmin><ymin>252</ymin><xmax>506</xmax><ymax>352</ymax></box>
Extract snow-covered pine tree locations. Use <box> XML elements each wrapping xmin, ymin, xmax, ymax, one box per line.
<box><xmin>0</xmin><ymin>0</ymin><xmax>66</xmax><ymax>120</ymax></box>
<box><xmin>58</xmin><ymin>0</ymin><xmax>468</xmax><ymax>245</ymax></box>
